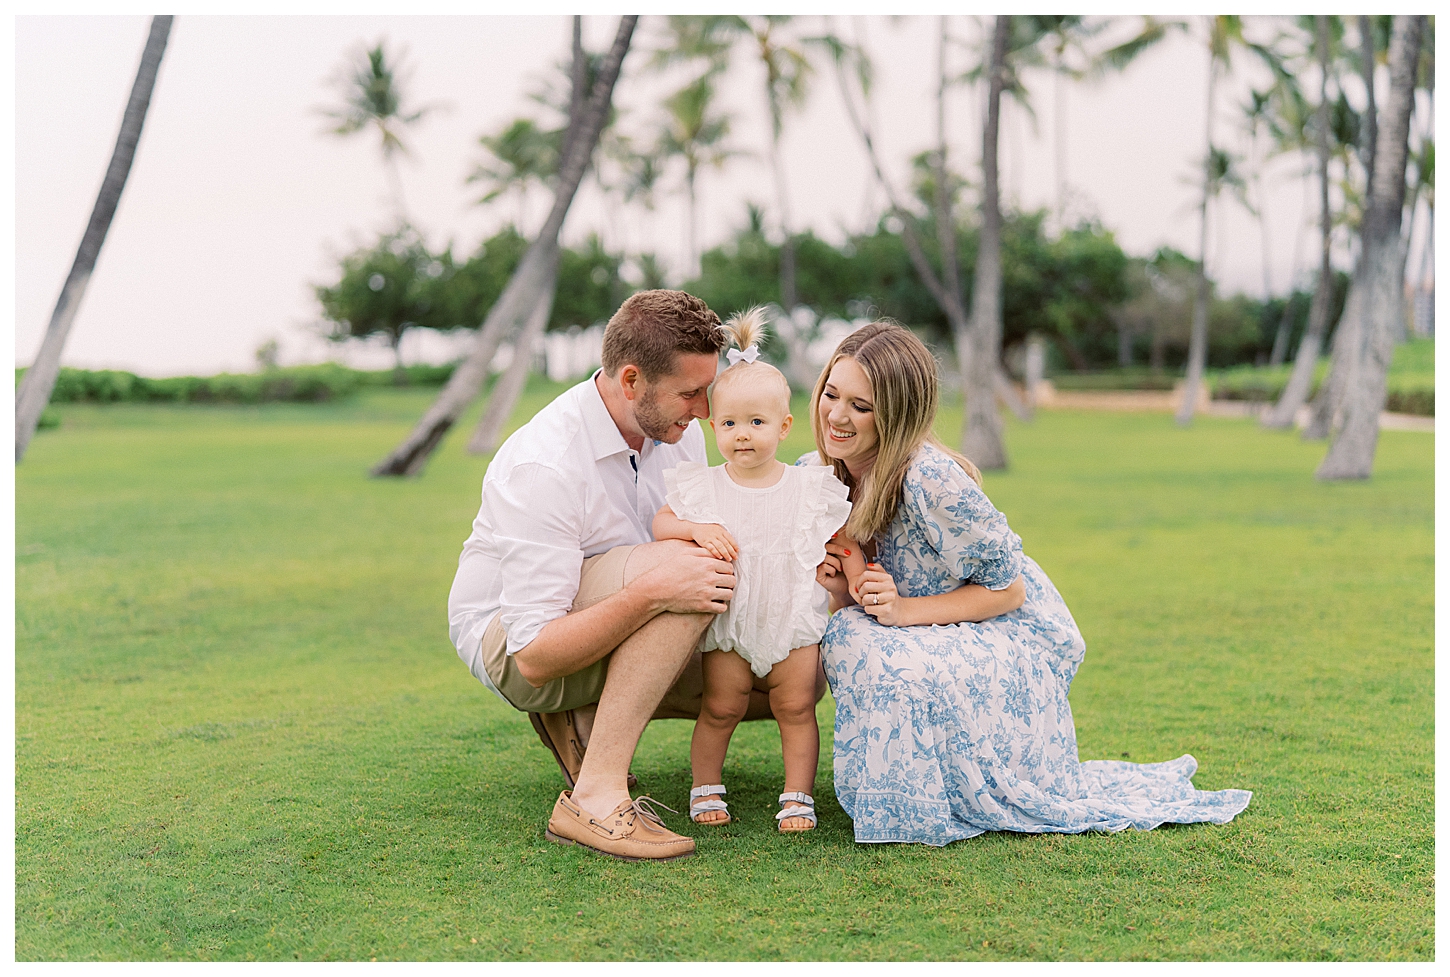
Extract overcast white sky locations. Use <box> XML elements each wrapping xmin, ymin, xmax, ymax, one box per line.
<box><xmin>11</xmin><ymin>13</ymin><xmax>1433</xmax><ymax>376</ymax></box>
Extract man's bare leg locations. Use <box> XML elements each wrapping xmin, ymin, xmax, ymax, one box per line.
<box><xmin>569</xmin><ymin>542</ymin><xmax>712</xmax><ymax>820</ymax></box>
<box><xmin>569</xmin><ymin>610</ymin><xmax>707</xmax><ymax>819</ymax></box>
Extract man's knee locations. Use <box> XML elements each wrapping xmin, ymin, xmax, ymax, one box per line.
<box><xmin>622</xmin><ymin>538</ymin><xmax>698</xmax><ymax>584</ymax></box>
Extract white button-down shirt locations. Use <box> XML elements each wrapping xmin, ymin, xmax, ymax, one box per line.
<box><xmin>448</xmin><ymin>372</ymin><xmax>707</xmax><ymax>700</ymax></box>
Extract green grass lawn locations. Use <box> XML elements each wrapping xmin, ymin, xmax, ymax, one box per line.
<box><xmin>15</xmin><ymin>381</ymin><xmax>1433</xmax><ymax>961</ymax></box>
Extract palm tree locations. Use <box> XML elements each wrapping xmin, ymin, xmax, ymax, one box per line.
<box><xmin>1317</xmin><ymin>15</ymin><xmax>1426</xmax><ymax>479</ymax></box>
<box><xmin>609</xmin><ymin>133</ymin><xmax>664</xmax><ymax>256</ymax></box>
<box><xmin>1267</xmin><ymin>17</ymin><xmax>1351</xmax><ymax>431</ymax></box>
<box><xmin>1007</xmin><ymin>17</ymin><xmax>1105</xmax><ymax>229</ymax></box>
<box><xmin>731</xmin><ymin>17</ymin><xmax>813</xmax><ymax>320</ymax></box>
<box><xmin>1093</xmin><ymin>15</ymin><xmax>1285</xmax><ymax>424</ymax></box>
<box><xmin>16</xmin><ymin>15</ymin><xmax>172</xmax><ymax>463</ymax></box>
<box><xmin>1253</xmin><ymin>76</ymin><xmax>1316</xmax><ymax>367</ymax></box>
<box><xmin>658</xmin><ymin>72</ymin><xmax>739</xmax><ymax>278</ymax></box>
<box><xmin>1174</xmin><ymin>16</ymin><xmax>1283</xmax><ymax>426</ymax></box>
<box><xmin>467</xmin><ymin>118</ymin><xmax>558</xmax><ymax>235</ymax></box>
<box><xmin>962</xmin><ymin>16</ymin><xmax>1013</xmax><ymax>468</ymax></box>
<box><xmin>320</xmin><ymin>40</ymin><xmax>437</xmax><ymax>221</ymax></box>
<box><xmin>373</xmin><ymin>15</ymin><xmax>637</xmax><ymax>477</ymax></box>
<box><xmin>466</xmin><ymin>16</ymin><xmax>585</xmax><ymax>456</ymax></box>
<box><xmin>820</xmin><ymin>17</ymin><xmax>1023</xmax><ymax>467</ymax></box>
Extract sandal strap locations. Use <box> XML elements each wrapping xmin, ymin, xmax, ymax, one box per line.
<box><xmin>690</xmin><ymin>784</ymin><xmax>727</xmax><ymax>800</ymax></box>
<box><xmin>775</xmin><ymin>806</ymin><xmax>817</xmax><ymax>825</ymax></box>
<box><xmin>691</xmin><ymin>798</ymin><xmax>729</xmax><ymax>815</ymax></box>
<box><xmin>776</xmin><ymin>792</ymin><xmax>817</xmax><ymax>825</ymax></box>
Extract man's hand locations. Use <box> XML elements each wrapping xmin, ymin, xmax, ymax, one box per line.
<box><xmin>690</xmin><ymin>523</ymin><xmax>739</xmax><ymax>562</ymax></box>
<box><xmin>630</xmin><ymin>543</ymin><xmax>736</xmax><ymax>615</ymax></box>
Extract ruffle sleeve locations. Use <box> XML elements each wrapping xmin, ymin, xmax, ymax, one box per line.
<box><xmin>793</xmin><ymin>466</ymin><xmax>854</xmax><ymax>574</ymax></box>
<box><xmin>793</xmin><ymin>450</ymin><xmax>824</xmax><ymax>467</ymax></box>
<box><xmin>662</xmin><ymin>461</ymin><xmax>720</xmax><ymax>526</ymax></box>
<box><xmin>902</xmin><ymin>445</ymin><xmax>1022</xmax><ymax>591</ymax></box>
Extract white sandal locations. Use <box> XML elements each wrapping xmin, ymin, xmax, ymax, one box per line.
<box><xmin>689</xmin><ymin>784</ymin><xmax>731</xmax><ymax>825</ymax></box>
<box><xmin>776</xmin><ymin>791</ymin><xmax>817</xmax><ymax>833</ymax></box>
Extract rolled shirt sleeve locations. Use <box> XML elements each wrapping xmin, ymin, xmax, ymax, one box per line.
<box><xmin>485</xmin><ymin>461</ymin><xmax>587</xmax><ymax>655</ymax></box>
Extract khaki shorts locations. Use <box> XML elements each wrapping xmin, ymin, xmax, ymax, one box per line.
<box><xmin>481</xmin><ymin>544</ymin><xmax>704</xmax><ymax>716</ymax></box>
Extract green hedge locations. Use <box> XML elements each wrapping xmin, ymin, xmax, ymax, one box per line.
<box><xmin>16</xmin><ymin>362</ymin><xmax>462</xmax><ymax>406</ymax></box>
<box><xmin>1210</xmin><ymin>364</ymin><xmax>1433</xmax><ymax>417</ymax></box>
<box><xmin>1047</xmin><ymin>369</ymin><xmax>1178</xmax><ymax>392</ymax></box>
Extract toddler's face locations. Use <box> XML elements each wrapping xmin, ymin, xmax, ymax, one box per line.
<box><xmin>709</xmin><ymin>382</ymin><xmax>792</xmax><ymax>472</ymax></box>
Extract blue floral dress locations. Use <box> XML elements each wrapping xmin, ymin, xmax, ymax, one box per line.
<box><xmin>801</xmin><ymin>444</ymin><xmax>1252</xmax><ymax>845</ymax></box>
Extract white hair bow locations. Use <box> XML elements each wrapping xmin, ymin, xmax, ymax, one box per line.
<box><xmin>726</xmin><ymin>344</ymin><xmax>760</xmax><ymax>366</ymax></box>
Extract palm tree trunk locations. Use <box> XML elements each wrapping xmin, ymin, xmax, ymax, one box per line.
<box><xmin>1053</xmin><ymin>52</ymin><xmax>1067</xmax><ymax>229</ymax></box>
<box><xmin>467</xmin><ymin>251</ymin><xmax>559</xmax><ymax>455</ymax></box>
<box><xmin>1176</xmin><ymin>32</ymin><xmax>1218</xmax><ymax>427</ymax></box>
<box><xmin>825</xmin><ymin>21</ymin><xmax>984</xmax><ymax>415</ymax></box>
<box><xmin>391</xmin><ymin>332</ymin><xmax>408</xmax><ymax>386</ymax></box>
<box><xmin>1303</xmin><ymin>261</ymin><xmax>1363</xmax><ymax>438</ymax></box>
<box><xmin>963</xmin><ymin>16</ymin><xmax>1011</xmax><ymax>468</ymax></box>
<box><xmin>686</xmin><ymin>164</ymin><xmax>699</xmax><ymax>279</ymax></box>
<box><xmin>1316</xmin><ymin>15</ymin><xmax>1423</xmax><ymax>480</ymax></box>
<box><xmin>370</xmin><ymin>15</ymin><xmax>636</xmax><ymax>477</ymax></box>
<box><xmin>1263</xmin><ymin>15</ymin><xmax>1335</xmax><ymax>431</ymax></box>
<box><xmin>1268</xmin><ymin>175</ymin><xmax>1312</xmax><ymax>367</ymax></box>
<box><xmin>929</xmin><ymin>17</ymin><xmax>975</xmax><ymax>427</ymax></box>
<box><xmin>1359</xmin><ymin>15</ymin><xmax>1378</xmax><ymax>191</ymax></box>
<box><xmin>385</xmin><ymin>154</ymin><xmax>408</xmax><ymax>224</ymax></box>
<box><xmin>769</xmin><ymin>128</ymin><xmax>797</xmax><ymax>313</ymax></box>
<box><xmin>15</xmin><ymin>15</ymin><xmax>172</xmax><ymax>463</ymax></box>
<box><xmin>463</xmin><ymin>14</ymin><xmax>580</xmax><ymax>453</ymax></box>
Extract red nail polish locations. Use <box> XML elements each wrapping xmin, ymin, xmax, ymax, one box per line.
<box><xmin>844</xmin><ymin>549</ymin><xmax>851</xmax><ymax>556</ymax></box>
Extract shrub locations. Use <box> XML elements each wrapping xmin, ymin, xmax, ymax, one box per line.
<box><xmin>18</xmin><ymin>364</ymin><xmax>371</xmax><ymax>405</ymax></box>
<box><xmin>1386</xmin><ymin>388</ymin><xmax>1434</xmax><ymax>417</ymax></box>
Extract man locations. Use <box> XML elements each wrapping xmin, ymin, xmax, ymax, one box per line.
<box><xmin>448</xmin><ymin>289</ymin><xmax>791</xmax><ymax>861</ymax></box>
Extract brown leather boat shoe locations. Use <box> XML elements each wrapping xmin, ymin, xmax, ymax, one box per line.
<box><xmin>545</xmin><ymin>791</ymin><xmax>695</xmax><ymax>861</ymax></box>
<box><xmin>528</xmin><ymin>711</ymin><xmax>637</xmax><ymax>790</ymax></box>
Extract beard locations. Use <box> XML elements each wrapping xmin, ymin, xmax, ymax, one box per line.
<box><xmin>635</xmin><ymin>385</ymin><xmax>686</xmax><ymax>443</ymax></box>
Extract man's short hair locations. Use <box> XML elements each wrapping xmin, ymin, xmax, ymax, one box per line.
<box><xmin>600</xmin><ymin>289</ymin><xmax>727</xmax><ymax>381</ymax></box>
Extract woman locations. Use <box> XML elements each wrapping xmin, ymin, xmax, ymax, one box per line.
<box><xmin>802</xmin><ymin>322</ymin><xmax>1251</xmax><ymax>845</ymax></box>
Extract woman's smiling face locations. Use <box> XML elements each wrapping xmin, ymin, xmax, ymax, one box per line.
<box><xmin>817</xmin><ymin>356</ymin><xmax>879</xmax><ymax>472</ymax></box>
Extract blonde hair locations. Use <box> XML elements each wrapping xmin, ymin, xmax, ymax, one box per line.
<box><xmin>710</xmin><ymin>306</ymin><xmax>791</xmax><ymax>413</ymax></box>
<box><xmin>809</xmin><ymin>320</ymin><xmax>981</xmax><ymax>541</ymax></box>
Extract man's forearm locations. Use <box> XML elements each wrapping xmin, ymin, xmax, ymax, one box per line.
<box><xmin>511</xmin><ymin>585</ymin><xmax>665</xmax><ymax>687</ymax></box>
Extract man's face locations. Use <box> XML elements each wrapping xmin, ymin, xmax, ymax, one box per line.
<box><xmin>631</xmin><ymin>352</ymin><xmax>719</xmax><ymax>443</ymax></box>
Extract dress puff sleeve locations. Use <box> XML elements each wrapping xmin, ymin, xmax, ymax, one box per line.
<box><xmin>902</xmin><ymin>445</ymin><xmax>1023</xmax><ymax>591</ymax></box>
<box><xmin>794</xmin><ymin>466</ymin><xmax>854</xmax><ymax>573</ymax></box>
<box><xmin>662</xmin><ymin>461</ymin><xmax>720</xmax><ymax>525</ymax></box>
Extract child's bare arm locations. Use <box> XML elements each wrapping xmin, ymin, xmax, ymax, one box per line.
<box><xmin>837</xmin><ymin>535</ymin><xmax>869</xmax><ymax>600</ymax></box>
<box><xmin>653</xmin><ymin>505</ymin><xmax>740</xmax><ymax>561</ymax></box>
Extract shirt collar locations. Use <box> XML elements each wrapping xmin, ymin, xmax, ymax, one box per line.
<box><xmin>580</xmin><ymin>370</ymin><xmax>638</xmax><ymax>462</ymax></box>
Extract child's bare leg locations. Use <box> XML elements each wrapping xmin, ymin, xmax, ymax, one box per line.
<box><xmin>763</xmin><ymin>644</ymin><xmax>822</xmax><ymax>831</ymax></box>
<box><xmin>690</xmin><ymin>650</ymin><xmax>754</xmax><ymax>823</ymax></box>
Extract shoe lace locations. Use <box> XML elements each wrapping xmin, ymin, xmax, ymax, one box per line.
<box><xmin>629</xmin><ymin>795</ymin><xmax>678</xmax><ymax>827</ymax></box>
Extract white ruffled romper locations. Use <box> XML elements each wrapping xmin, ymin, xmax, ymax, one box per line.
<box><xmin>664</xmin><ymin>461</ymin><xmax>853</xmax><ymax>677</ymax></box>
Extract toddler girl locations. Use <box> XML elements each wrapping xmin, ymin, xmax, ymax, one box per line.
<box><xmin>653</xmin><ymin>308</ymin><xmax>861</xmax><ymax>833</ymax></box>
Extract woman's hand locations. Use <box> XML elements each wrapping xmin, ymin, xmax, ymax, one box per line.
<box><xmin>815</xmin><ymin>538</ymin><xmax>852</xmax><ymax>601</ymax></box>
<box><xmin>691</xmin><ymin>523</ymin><xmax>739</xmax><ymax>562</ymax></box>
<box><xmin>851</xmin><ymin>563</ymin><xmax>906</xmax><ymax>626</ymax></box>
